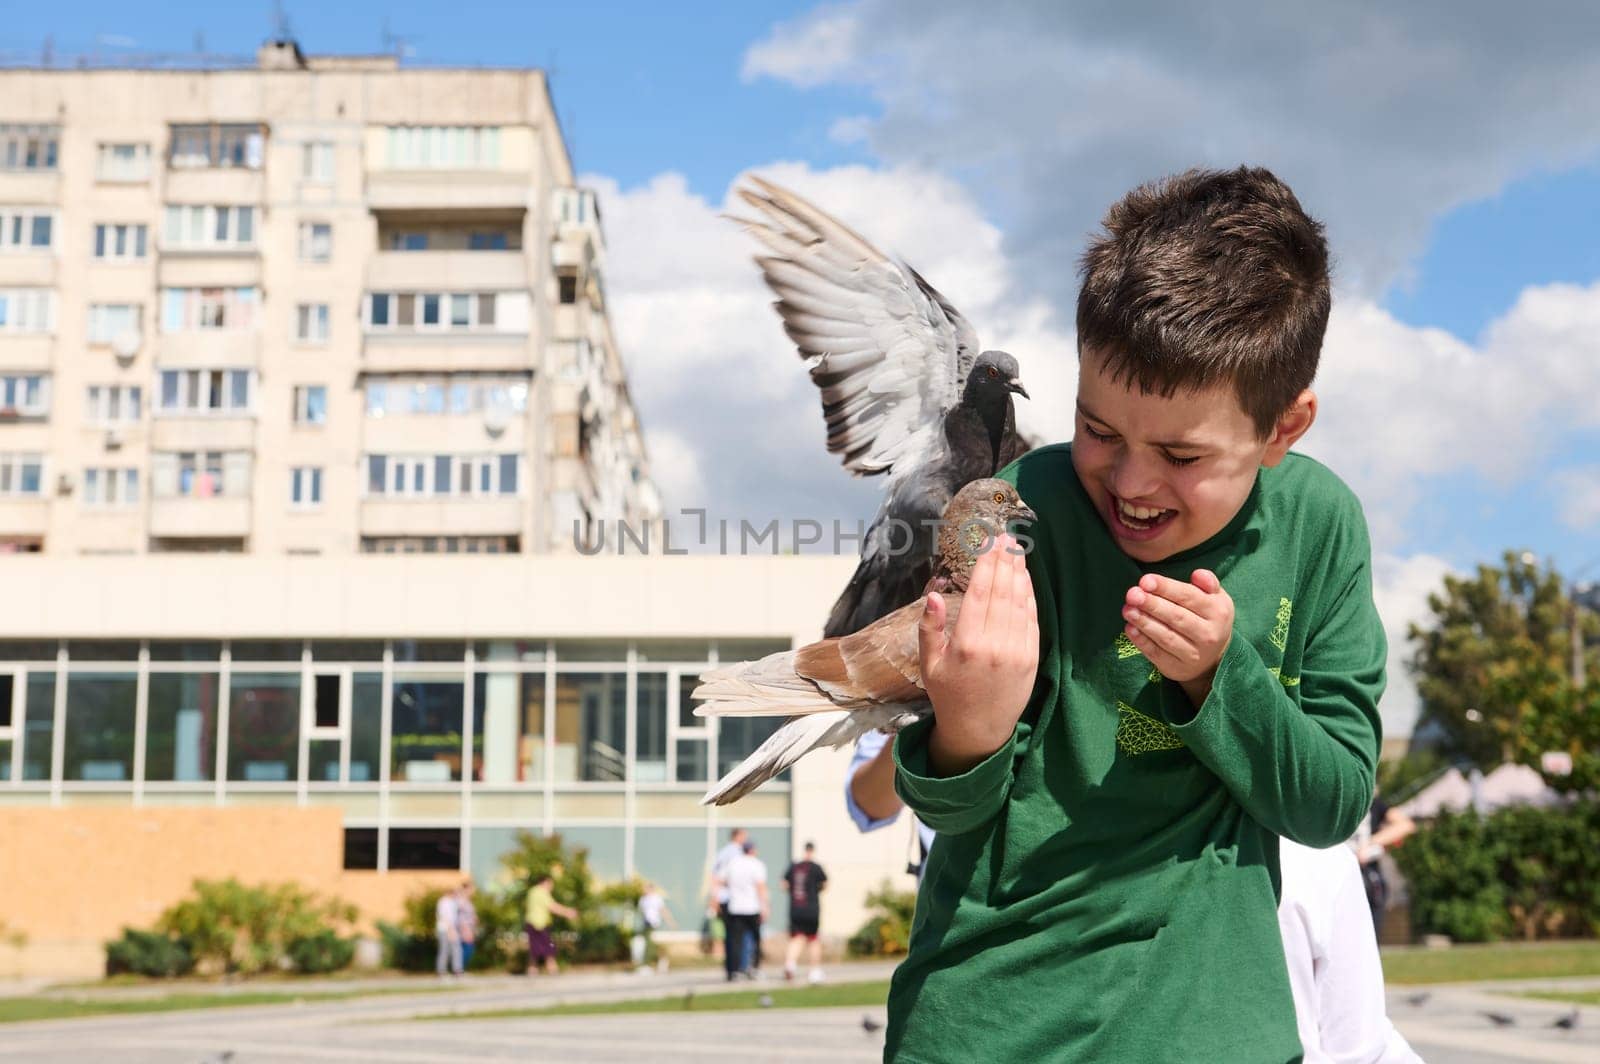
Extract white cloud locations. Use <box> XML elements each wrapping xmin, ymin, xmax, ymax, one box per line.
<box><xmin>1371</xmin><ymin>552</ymin><xmax>1455</xmax><ymax>737</ymax></box>
<box><xmin>1551</xmin><ymin>467</ymin><xmax>1600</xmax><ymax>530</ymax></box>
<box><xmin>743</xmin><ymin>1</ymin><xmax>1600</xmax><ymax>310</ymax></box>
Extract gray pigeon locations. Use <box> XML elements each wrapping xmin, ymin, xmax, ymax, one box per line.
<box><xmin>695</xmin><ymin>479</ymin><xmax>1036</xmax><ymax>804</ymax></box>
<box><xmin>733</xmin><ymin>177</ymin><xmax>1033</xmax><ymax>638</ymax></box>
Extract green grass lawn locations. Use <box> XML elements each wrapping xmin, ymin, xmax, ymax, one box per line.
<box><xmin>421</xmin><ymin>979</ymin><xmax>893</xmax><ymax>1022</ymax></box>
<box><xmin>1520</xmin><ymin>989</ymin><xmax>1600</xmax><ymax>1007</ymax></box>
<box><xmin>1382</xmin><ymin>941</ymin><xmax>1600</xmax><ymax>985</ymax></box>
<box><xmin>0</xmin><ymin>984</ymin><xmax>457</xmax><ymax>1025</ymax></box>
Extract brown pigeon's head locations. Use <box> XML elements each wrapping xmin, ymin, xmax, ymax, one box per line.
<box><xmin>935</xmin><ymin>478</ymin><xmax>1037</xmax><ymax>590</ymax></box>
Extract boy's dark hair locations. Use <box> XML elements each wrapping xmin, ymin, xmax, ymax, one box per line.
<box><xmin>1076</xmin><ymin>166</ymin><xmax>1330</xmax><ymax>437</ymax></box>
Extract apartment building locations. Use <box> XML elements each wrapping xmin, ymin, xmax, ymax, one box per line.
<box><xmin>0</xmin><ymin>39</ymin><xmax>658</xmax><ymax>557</ymax></box>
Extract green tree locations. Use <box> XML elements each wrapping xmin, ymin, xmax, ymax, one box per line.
<box><xmin>1408</xmin><ymin>550</ymin><xmax>1599</xmax><ymax>784</ymax></box>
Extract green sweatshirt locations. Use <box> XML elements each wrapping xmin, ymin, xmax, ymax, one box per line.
<box><xmin>888</xmin><ymin>444</ymin><xmax>1384</xmax><ymax>1063</ymax></box>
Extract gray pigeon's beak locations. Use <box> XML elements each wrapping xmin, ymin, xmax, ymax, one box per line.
<box><xmin>1007</xmin><ymin>377</ymin><xmax>1030</xmax><ymax>400</ymax></box>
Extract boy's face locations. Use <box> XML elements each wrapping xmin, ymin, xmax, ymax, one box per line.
<box><xmin>1072</xmin><ymin>348</ymin><xmax>1314</xmax><ymax>563</ymax></box>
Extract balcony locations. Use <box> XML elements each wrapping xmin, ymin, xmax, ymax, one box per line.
<box><xmin>0</xmin><ymin>254</ymin><xmax>56</xmax><ymax>288</ymax></box>
<box><xmin>158</xmin><ymin>331</ymin><xmax>262</xmax><ymax>369</ymax></box>
<box><xmin>149</xmin><ymin>497</ymin><xmax>252</xmax><ymax>538</ymax></box>
<box><xmin>0</xmin><ymin>171</ymin><xmax>60</xmax><ymax>205</ymax></box>
<box><xmin>150</xmin><ymin>417</ymin><xmax>256</xmax><ymax>452</ymax></box>
<box><xmin>367</xmin><ymin>250</ymin><xmax>526</xmax><ymax>292</ymax></box>
<box><xmin>163</xmin><ymin>168</ymin><xmax>264</xmax><ymax>207</ymax></box>
<box><xmin>359</xmin><ymin>497</ymin><xmax>523</xmax><ymax>537</ymax></box>
<box><xmin>362</xmin><ymin>332</ymin><xmax>533</xmax><ymax>374</ymax></box>
<box><xmin>0</xmin><ymin>336</ymin><xmax>53</xmax><ymax>371</ymax></box>
<box><xmin>366</xmin><ymin>171</ymin><xmax>533</xmax><ymax>212</ymax></box>
<box><xmin>0</xmin><ymin>498</ymin><xmax>49</xmax><ymax>538</ymax></box>
<box><xmin>158</xmin><ymin>252</ymin><xmax>261</xmax><ymax>289</ymax></box>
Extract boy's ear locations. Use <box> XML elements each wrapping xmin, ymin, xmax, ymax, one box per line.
<box><xmin>1262</xmin><ymin>389</ymin><xmax>1316</xmax><ymax>467</ymax></box>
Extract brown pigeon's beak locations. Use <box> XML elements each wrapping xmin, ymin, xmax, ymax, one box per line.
<box><xmin>1012</xmin><ymin>503</ymin><xmax>1037</xmax><ymax>524</ymax></box>
<box><xmin>1007</xmin><ymin>377</ymin><xmax>1030</xmax><ymax>400</ymax></box>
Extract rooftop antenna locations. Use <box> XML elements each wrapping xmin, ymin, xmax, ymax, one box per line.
<box><xmin>272</xmin><ymin>0</ymin><xmax>294</xmax><ymax>42</ymax></box>
<box><xmin>380</xmin><ymin>18</ymin><xmax>416</xmax><ymax>62</ymax></box>
<box><xmin>40</xmin><ymin>35</ymin><xmax>53</xmax><ymax>68</ymax></box>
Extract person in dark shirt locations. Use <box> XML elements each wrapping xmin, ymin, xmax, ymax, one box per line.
<box><xmin>782</xmin><ymin>841</ymin><xmax>828</xmax><ymax>983</ymax></box>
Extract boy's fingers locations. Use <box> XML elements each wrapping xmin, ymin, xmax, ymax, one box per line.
<box><xmin>1007</xmin><ymin>548</ymin><xmax>1036</xmax><ymax>648</ymax></box>
<box><xmin>918</xmin><ymin>592</ymin><xmax>948</xmax><ymax>675</ymax></box>
<box><xmin>1135</xmin><ymin>573</ymin><xmax>1212</xmax><ymax>614</ymax></box>
<box><xmin>1191</xmin><ymin>569</ymin><xmax>1224</xmax><ymax>595</ymax></box>
<box><xmin>1126</xmin><ymin>608</ymin><xmax>1189</xmax><ymax>662</ymax></box>
<box><xmin>956</xmin><ymin>532</ymin><xmax>1001</xmax><ymax>642</ymax></box>
<box><xmin>1125</xmin><ymin>592</ymin><xmax>1203</xmax><ymax>642</ymax></box>
<box><xmin>982</xmin><ymin>534</ymin><xmax>1017</xmax><ymax>636</ymax></box>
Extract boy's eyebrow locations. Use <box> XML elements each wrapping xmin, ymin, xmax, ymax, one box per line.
<box><xmin>1075</xmin><ymin>400</ymin><xmax>1206</xmax><ymax>450</ymax></box>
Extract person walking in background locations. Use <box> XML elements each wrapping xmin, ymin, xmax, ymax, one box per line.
<box><xmin>1354</xmin><ymin>785</ymin><xmax>1417</xmax><ymax>936</ymax></box>
<box><xmin>456</xmin><ymin>880</ymin><xmax>479</xmax><ymax>973</ymax></box>
<box><xmin>434</xmin><ymin>886</ymin><xmax>462</xmax><ymax>980</ymax></box>
<box><xmin>782</xmin><ymin>841</ymin><xmax>828</xmax><ymax>984</ymax></box>
<box><xmin>525</xmin><ymin>866</ymin><xmax>579</xmax><ymax>976</ymax></box>
<box><xmin>713</xmin><ymin>839</ymin><xmax>768</xmax><ymax>981</ymax></box>
<box><xmin>632</xmin><ymin>880</ymin><xmax>670</xmax><ymax>972</ymax></box>
<box><xmin>709</xmin><ymin>827</ymin><xmax>747</xmax><ymax>981</ymax></box>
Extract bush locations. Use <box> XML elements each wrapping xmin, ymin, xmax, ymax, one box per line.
<box><xmin>105</xmin><ymin>928</ymin><xmax>195</xmax><ymax>977</ymax></box>
<box><xmin>153</xmin><ymin>878</ymin><xmax>358</xmax><ymax>976</ymax></box>
<box><xmin>1394</xmin><ymin>800</ymin><xmax>1600</xmax><ymax>942</ymax></box>
<box><xmin>847</xmin><ymin>881</ymin><xmax>918</xmax><ymax>958</ymax></box>
<box><xmin>287</xmin><ymin>930</ymin><xmax>356</xmax><ymax>974</ymax></box>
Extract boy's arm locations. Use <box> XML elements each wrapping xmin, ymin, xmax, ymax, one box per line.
<box><xmin>1160</xmin><ymin>560</ymin><xmax>1384</xmax><ymax>847</ymax></box>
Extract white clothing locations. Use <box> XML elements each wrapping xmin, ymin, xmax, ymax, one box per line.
<box><xmin>724</xmin><ymin>853</ymin><xmax>768</xmax><ymax>916</ymax></box>
<box><xmin>1278</xmin><ymin>840</ymin><xmax>1422</xmax><ymax>1064</ymax></box>
<box><xmin>711</xmin><ymin>840</ymin><xmax>744</xmax><ymax>905</ymax></box>
<box><xmin>639</xmin><ymin>891</ymin><xmax>666</xmax><ymax>930</ymax></box>
<box><xmin>434</xmin><ymin>892</ymin><xmax>460</xmax><ymax>936</ymax></box>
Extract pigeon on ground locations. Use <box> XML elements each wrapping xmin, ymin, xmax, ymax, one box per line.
<box><xmin>1480</xmin><ymin>1010</ymin><xmax>1516</xmax><ymax>1027</ymax></box>
<box><xmin>1551</xmin><ymin>1008</ymin><xmax>1579</xmax><ymax>1030</ymax></box>
<box><xmin>862</xmin><ymin>1015</ymin><xmax>885</xmax><ymax>1035</ymax></box>
<box><xmin>1403</xmin><ymin>991</ymin><xmax>1430</xmax><ymax>1007</ymax></box>
<box><xmin>758</xmin><ymin>993</ymin><xmax>774</xmax><ymax>1009</ymax></box>
<box><xmin>695</xmin><ymin>479</ymin><xmax>1036</xmax><ymax>804</ymax></box>
<box><xmin>732</xmin><ymin>177</ymin><xmax>1034</xmax><ymax>638</ymax></box>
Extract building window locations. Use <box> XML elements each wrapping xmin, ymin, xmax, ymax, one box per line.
<box><xmin>360</xmin><ymin>534</ymin><xmax>519</xmax><ymax>553</ymax></box>
<box><xmin>558</xmin><ymin>273</ymin><xmax>578</xmax><ymax>304</ymax></box>
<box><xmin>162</xmin><ymin>206</ymin><xmax>256</xmax><ymax>251</ymax></box>
<box><xmin>87</xmin><ymin>303</ymin><xmax>143</xmax><ymax>345</ymax></box>
<box><xmin>387</xmin><ymin>231</ymin><xmax>428</xmax><ymax>251</ymax></box>
<box><xmin>384</xmin><ymin>126</ymin><xmax>501</xmax><ymax>170</ymax></box>
<box><xmin>0</xmin><ymin>375</ymin><xmax>49</xmax><ymax>418</ymax></box>
<box><xmin>0</xmin><ymin>124</ymin><xmax>59</xmax><ymax>172</ymax></box>
<box><xmin>298</xmin><ymin>222</ymin><xmax>332</xmax><ymax>263</ymax></box>
<box><xmin>293</xmin><ymin>385</ymin><xmax>327</xmax><ymax>425</ymax></box>
<box><xmin>343</xmin><ymin>828</ymin><xmax>379</xmax><ymax>870</ymax></box>
<box><xmin>0</xmin><ymin>209</ymin><xmax>55</xmax><ymax>252</ymax></box>
<box><xmin>92</xmin><ymin>223</ymin><xmax>148</xmax><ymax>261</ymax></box>
<box><xmin>0</xmin><ymin>289</ymin><xmax>56</xmax><ymax>334</ymax></box>
<box><xmin>301</xmin><ymin>141</ymin><xmax>334</xmax><ymax>183</ymax></box>
<box><xmin>85</xmin><ymin>385</ymin><xmax>142</xmax><ymax>425</ymax></box>
<box><xmin>155</xmin><ymin>369</ymin><xmax>254</xmax><ymax>414</ymax></box>
<box><xmin>295</xmin><ymin>303</ymin><xmax>330</xmax><ymax>344</ymax></box>
<box><xmin>82</xmin><ymin>467</ymin><xmax>140</xmax><ymax>507</ymax></box>
<box><xmin>160</xmin><ymin>288</ymin><xmax>259</xmax><ymax>332</ymax></box>
<box><xmin>151</xmin><ymin>451</ymin><xmax>250</xmax><ymax>499</ymax></box>
<box><xmin>364</xmin><ymin>454</ymin><xmax>521</xmax><ymax>498</ymax></box>
<box><xmin>168</xmin><ymin>123</ymin><xmax>264</xmax><ymax>170</ymax></box>
<box><xmin>364</xmin><ymin>376</ymin><xmax>527</xmax><ymax>418</ymax></box>
<box><xmin>96</xmin><ymin>142</ymin><xmax>151</xmax><ymax>183</ymax></box>
<box><xmin>0</xmin><ymin>454</ymin><xmax>44</xmax><ymax>497</ymax></box>
<box><xmin>365</xmin><ymin>291</ymin><xmax>520</xmax><ymax>333</ymax></box>
<box><xmin>468</xmin><ymin>231</ymin><xmax>509</xmax><ymax>251</ymax></box>
<box><xmin>290</xmin><ymin>466</ymin><xmax>323</xmax><ymax>508</ymax></box>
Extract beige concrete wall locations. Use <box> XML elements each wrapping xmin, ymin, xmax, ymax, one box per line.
<box><xmin>0</xmin><ymin>805</ymin><xmax>455</xmax><ymax>979</ymax></box>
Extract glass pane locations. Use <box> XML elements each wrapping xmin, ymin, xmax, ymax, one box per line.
<box><xmin>473</xmin><ymin>640</ymin><xmax>547</xmax><ymax>664</ymax></box>
<box><xmin>391</xmin><ymin>641</ymin><xmax>465</xmax><ymax>663</ymax></box>
<box><xmin>637</xmin><ymin>640</ymin><xmax>712</xmax><ymax>664</ymax></box>
<box><xmin>146</xmin><ymin>673</ymin><xmax>219</xmax><ymax>781</ymax></box>
<box><xmin>227</xmin><ymin>673</ymin><xmax>300</xmax><ymax>782</ymax></box>
<box><xmin>64</xmin><ymin>673</ymin><xmax>137</xmax><ymax>781</ymax></box>
<box><xmin>312</xmin><ymin>641</ymin><xmax>385</xmax><ymax>662</ymax></box>
<box><xmin>678</xmin><ymin>674</ymin><xmax>705</xmax><ymax>728</ymax></box>
<box><xmin>229</xmin><ymin>641</ymin><xmax>303</xmax><ymax>662</ymax></box>
<box><xmin>391</xmin><ymin>678</ymin><xmax>464</xmax><ymax>782</ymax></box>
<box><xmin>148</xmin><ymin>641</ymin><xmax>222</xmax><ymax>662</ymax></box>
<box><xmin>349</xmin><ymin>673</ymin><xmax>383</xmax><ymax>783</ymax></box>
<box><xmin>66</xmin><ymin>640</ymin><xmax>139</xmax><ymax>662</ymax></box>
<box><xmin>716</xmin><ymin>716</ymin><xmax>788</xmax><ymax>784</ymax></box>
<box><xmin>0</xmin><ymin>640</ymin><xmax>57</xmax><ymax>661</ymax></box>
<box><xmin>552</xmin><ymin>672</ymin><xmax>626</xmax><ymax>783</ymax></box>
<box><xmin>633</xmin><ymin>825</ymin><xmax>710</xmax><ymax>930</ymax></box>
<box><xmin>674</xmin><ymin>738</ymin><xmax>708</xmax><ymax>784</ymax></box>
<box><xmin>551</xmin><ymin>640</ymin><xmax>628</xmax><ymax>663</ymax></box>
<box><xmin>0</xmin><ymin>739</ymin><xmax>10</xmax><ymax>780</ymax></box>
<box><xmin>635</xmin><ymin>673</ymin><xmax>668</xmax><ymax>782</ymax></box>
<box><xmin>472</xmin><ymin>670</ymin><xmax>543</xmax><ymax>784</ymax></box>
<box><xmin>308</xmin><ymin>738</ymin><xmax>341</xmax><ymax>783</ymax></box>
<box><xmin>388</xmin><ymin>827</ymin><xmax>460</xmax><ymax>870</ymax></box>
<box><xmin>23</xmin><ymin>673</ymin><xmax>56</xmax><ymax>781</ymax></box>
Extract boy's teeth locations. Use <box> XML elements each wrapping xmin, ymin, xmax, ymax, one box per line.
<box><xmin>1118</xmin><ymin>499</ymin><xmax>1168</xmax><ymax>521</ymax></box>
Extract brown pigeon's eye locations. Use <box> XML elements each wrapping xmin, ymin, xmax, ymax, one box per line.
<box><xmin>986</xmin><ymin>365</ymin><xmax>1000</xmax><ymax>379</ymax></box>
<box><xmin>992</xmin><ymin>491</ymin><xmax>1005</xmax><ymax>503</ymax></box>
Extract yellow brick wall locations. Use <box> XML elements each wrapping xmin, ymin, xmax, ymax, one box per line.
<box><xmin>0</xmin><ymin>807</ymin><xmax>458</xmax><ymax>979</ymax></box>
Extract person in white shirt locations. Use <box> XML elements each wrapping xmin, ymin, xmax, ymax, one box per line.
<box><xmin>1278</xmin><ymin>839</ymin><xmax>1422</xmax><ymax>1064</ymax></box>
<box><xmin>714</xmin><ymin>840</ymin><xmax>769</xmax><ymax>981</ymax></box>
<box><xmin>434</xmin><ymin>889</ymin><xmax>462</xmax><ymax>979</ymax></box>
<box><xmin>709</xmin><ymin>827</ymin><xmax>748</xmax><ymax>979</ymax></box>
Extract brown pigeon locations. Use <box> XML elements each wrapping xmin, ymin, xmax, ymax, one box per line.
<box><xmin>695</xmin><ymin>478</ymin><xmax>1036</xmax><ymax>805</ymax></box>
<box><xmin>732</xmin><ymin>177</ymin><xmax>1034</xmax><ymax>638</ymax></box>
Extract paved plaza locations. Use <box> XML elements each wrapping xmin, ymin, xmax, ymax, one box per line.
<box><xmin>0</xmin><ymin>964</ymin><xmax>1593</xmax><ymax>1063</ymax></box>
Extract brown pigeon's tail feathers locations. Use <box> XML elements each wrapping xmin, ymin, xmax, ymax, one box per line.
<box><xmin>700</xmin><ymin>705</ymin><xmax>920</xmax><ymax>806</ymax></box>
<box><xmin>691</xmin><ymin>649</ymin><xmax>839</xmax><ymax>718</ymax></box>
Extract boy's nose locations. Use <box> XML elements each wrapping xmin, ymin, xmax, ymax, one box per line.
<box><xmin>1109</xmin><ymin>453</ymin><xmax>1162</xmax><ymax>500</ymax></box>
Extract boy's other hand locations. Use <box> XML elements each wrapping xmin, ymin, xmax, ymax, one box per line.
<box><xmin>1122</xmin><ymin>569</ymin><xmax>1234</xmax><ymax>706</ymax></box>
<box><xmin>921</xmin><ymin>533</ymin><xmax>1040</xmax><ymax>776</ymax></box>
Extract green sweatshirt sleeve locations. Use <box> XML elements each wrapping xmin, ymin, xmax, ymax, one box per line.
<box><xmin>892</xmin><ymin>717</ymin><xmax>1023</xmax><ymax>836</ymax></box>
<box><xmin>1161</xmin><ymin>562</ymin><xmax>1384</xmax><ymax>848</ymax></box>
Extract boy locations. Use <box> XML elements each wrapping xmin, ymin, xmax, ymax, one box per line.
<box><xmin>889</xmin><ymin>167</ymin><xmax>1384</xmax><ymax>1062</ymax></box>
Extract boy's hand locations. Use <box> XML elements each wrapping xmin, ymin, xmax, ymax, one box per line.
<box><xmin>921</xmin><ymin>533</ymin><xmax>1040</xmax><ymax>776</ymax></box>
<box><xmin>1123</xmin><ymin>569</ymin><xmax>1234</xmax><ymax>707</ymax></box>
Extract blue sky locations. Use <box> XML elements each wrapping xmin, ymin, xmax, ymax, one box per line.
<box><xmin>8</xmin><ymin>3</ymin><xmax>1600</xmax><ymax>726</ymax></box>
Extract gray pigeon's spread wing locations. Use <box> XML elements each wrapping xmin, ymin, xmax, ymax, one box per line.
<box><xmin>734</xmin><ymin>176</ymin><xmax>978</xmax><ymax>477</ymax></box>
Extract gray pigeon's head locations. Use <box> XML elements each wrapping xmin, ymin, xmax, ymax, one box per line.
<box><xmin>934</xmin><ymin>478</ymin><xmax>1037</xmax><ymax>589</ymax></box>
<box><xmin>965</xmin><ymin>350</ymin><xmax>1029</xmax><ymax>403</ymax></box>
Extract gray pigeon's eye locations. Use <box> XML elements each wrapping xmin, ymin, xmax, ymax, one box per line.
<box><xmin>986</xmin><ymin>365</ymin><xmax>999</xmax><ymax>379</ymax></box>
